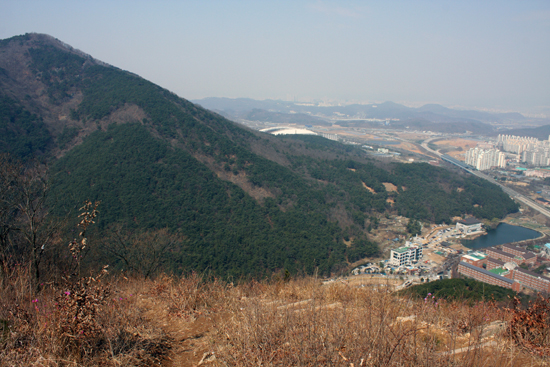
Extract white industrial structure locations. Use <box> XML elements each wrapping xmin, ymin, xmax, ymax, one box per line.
<box><xmin>260</xmin><ymin>127</ymin><xmax>317</xmax><ymax>136</ymax></box>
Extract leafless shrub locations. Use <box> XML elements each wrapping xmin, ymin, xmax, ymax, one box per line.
<box><xmin>508</xmin><ymin>295</ymin><xmax>550</xmax><ymax>358</ymax></box>
<box><xmin>101</xmin><ymin>226</ymin><xmax>180</xmax><ymax>278</ymax></box>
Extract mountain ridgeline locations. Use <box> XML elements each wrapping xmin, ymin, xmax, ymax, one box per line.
<box><xmin>0</xmin><ymin>33</ymin><xmax>519</xmax><ymax>277</ymax></box>
<box><xmin>194</xmin><ymin>98</ymin><xmax>550</xmax><ymax>135</ymax></box>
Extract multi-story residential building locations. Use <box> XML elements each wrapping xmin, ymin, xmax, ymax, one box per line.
<box><xmin>498</xmin><ymin>134</ymin><xmax>550</xmax><ymax>166</ymax></box>
<box><xmin>464</xmin><ymin>148</ymin><xmax>506</xmax><ymax>170</ymax></box>
<box><xmin>497</xmin><ymin>135</ymin><xmax>541</xmax><ymax>154</ymax></box>
<box><xmin>389</xmin><ymin>245</ymin><xmax>422</xmax><ymax>266</ymax></box>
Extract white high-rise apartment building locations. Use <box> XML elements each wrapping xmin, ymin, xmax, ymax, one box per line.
<box><xmin>497</xmin><ymin>134</ymin><xmax>541</xmax><ymax>154</ymax></box>
<box><xmin>465</xmin><ymin>147</ymin><xmax>506</xmax><ymax>170</ymax></box>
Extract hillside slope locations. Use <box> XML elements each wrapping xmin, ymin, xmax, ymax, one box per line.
<box><xmin>0</xmin><ymin>33</ymin><xmax>518</xmax><ymax>277</ymax></box>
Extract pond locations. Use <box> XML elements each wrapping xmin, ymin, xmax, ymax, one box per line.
<box><xmin>462</xmin><ymin>222</ymin><xmax>541</xmax><ymax>250</ymax></box>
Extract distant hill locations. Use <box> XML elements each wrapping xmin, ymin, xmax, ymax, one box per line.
<box><xmin>244</xmin><ymin>109</ymin><xmax>331</xmax><ymax>126</ymax></box>
<box><xmin>0</xmin><ymin>33</ymin><xmax>519</xmax><ymax>277</ymax></box>
<box><xmin>194</xmin><ymin>98</ymin><xmax>547</xmax><ymax>135</ymax></box>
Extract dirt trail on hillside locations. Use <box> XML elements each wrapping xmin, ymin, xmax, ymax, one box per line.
<box><xmin>138</xmin><ymin>296</ymin><xmax>217</xmax><ymax>367</ymax></box>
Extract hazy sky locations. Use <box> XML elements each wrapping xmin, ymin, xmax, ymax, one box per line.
<box><xmin>1</xmin><ymin>0</ymin><xmax>549</xmax><ymax>115</ymax></box>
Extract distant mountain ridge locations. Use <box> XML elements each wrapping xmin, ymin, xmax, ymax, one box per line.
<box><xmin>194</xmin><ymin>97</ymin><xmax>548</xmax><ymax>135</ymax></box>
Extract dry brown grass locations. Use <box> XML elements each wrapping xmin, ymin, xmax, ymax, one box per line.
<box><xmin>1</xmin><ymin>272</ymin><xmax>549</xmax><ymax>366</ymax></box>
<box><xmin>215</xmin><ymin>278</ymin><xmax>517</xmax><ymax>366</ymax></box>
<box><xmin>382</xmin><ymin>182</ymin><xmax>398</xmax><ymax>192</ymax></box>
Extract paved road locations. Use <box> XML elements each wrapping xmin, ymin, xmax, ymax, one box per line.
<box><xmin>421</xmin><ymin>138</ymin><xmax>550</xmax><ymax>220</ymax></box>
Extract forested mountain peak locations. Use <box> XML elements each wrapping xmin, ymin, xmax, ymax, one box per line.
<box><xmin>0</xmin><ymin>34</ymin><xmax>519</xmax><ymax>277</ymax></box>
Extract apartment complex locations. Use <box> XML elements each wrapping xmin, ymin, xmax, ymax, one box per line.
<box><xmin>464</xmin><ymin>147</ymin><xmax>506</xmax><ymax>170</ymax></box>
<box><xmin>497</xmin><ymin>134</ymin><xmax>550</xmax><ymax>166</ymax></box>
<box><xmin>497</xmin><ymin>134</ymin><xmax>541</xmax><ymax>154</ymax></box>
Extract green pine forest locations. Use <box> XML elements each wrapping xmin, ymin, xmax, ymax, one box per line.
<box><xmin>401</xmin><ymin>278</ymin><xmax>522</xmax><ymax>303</ymax></box>
<box><xmin>0</xmin><ymin>34</ymin><xmax>519</xmax><ymax>278</ymax></box>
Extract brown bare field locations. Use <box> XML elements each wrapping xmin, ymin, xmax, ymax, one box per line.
<box><xmin>434</xmin><ymin>138</ymin><xmax>478</xmax><ymax>150</ymax></box>
<box><xmin>425</xmin><ymin>250</ymin><xmax>446</xmax><ymax>263</ymax></box>
<box><xmin>383</xmin><ymin>182</ymin><xmax>398</xmax><ymax>192</ymax></box>
<box><xmin>448</xmin><ymin>151</ymin><xmax>465</xmax><ymax>159</ymax></box>
<box><xmin>395</xmin><ymin>141</ymin><xmax>424</xmax><ymax>154</ymax></box>
<box><xmin>434</xmin><ymin>138</ymin><xmax>478</xmax><ymax>160</ymax></box>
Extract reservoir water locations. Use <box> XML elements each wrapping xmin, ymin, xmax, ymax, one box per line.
<box><xmin>462</xmin><ymin>222</ymin><xmax>541</xmax><ymax>250</ymax></box>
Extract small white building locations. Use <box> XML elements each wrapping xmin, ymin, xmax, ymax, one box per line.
<box><xmin>456</xmin><ymin>218</ymin><xmax>483</xmax><ymax>234</ymax></box>
<box><xmin>389</xmin><ymin>245</ymin><xmax>423</xmax><ymax>266</ymax></box>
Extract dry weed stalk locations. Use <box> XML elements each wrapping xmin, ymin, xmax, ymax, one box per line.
<box><xmin>68</xmin><ymin>200</ymin><xmax>99</xmax><ymax>280</ymax></box>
